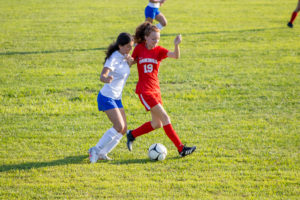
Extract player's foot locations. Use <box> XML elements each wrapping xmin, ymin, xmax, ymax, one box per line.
<box><xmin>126</xmin><ymin>130</ymin><xmax>135</xmax><ymax>151</ymax></box>
<box><xmin>287</xmin><ymin>22</ymin><xmax>293</xmax><ymax>28</ymax></box>
<box><xmin>88</xmin><ymin>146</ymin><xmax>100</xmax><ymax>163</ymax></box>
<box><xmin>99</xmin><ymin>154</ymin><xmax>113</xmax><ymax>161</ymax></box>
<box><xmin>179</xmin><ymin>145</ymin><xmax>196</xmax><ymax>157</ymax></box>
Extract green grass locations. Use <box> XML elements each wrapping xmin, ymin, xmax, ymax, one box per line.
<box><xmin>0</xmin><ymin>0</ymin><xmax>299</xmax><ymax>199</ymax></box>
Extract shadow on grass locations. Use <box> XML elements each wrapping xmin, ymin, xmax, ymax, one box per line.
<box><xmin>0</xmin><ymin>154</ymin><xmax>182</xmax><ymax>171</ymax></box>
<box><xmin>0</xmin><ymin>47</ymin><xmax>106</xmax><ymax>56</ymax></box>
<box><xmin>161</xmin><ymin>27</ymin><xmax>283</xmax><ymax>37</ymax></box>
<box><xmin>0</xmin><ymin>155</ymin><xmax>88</xmax><ymax>172</ymax></box>
<box><xmin>110</xmin><ymin>156</ymin><xmax>180</xmax><ymax>165</ymax></box>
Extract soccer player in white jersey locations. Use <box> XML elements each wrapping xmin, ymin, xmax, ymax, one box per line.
<box><xmin>88</xmin><ymin>33</ymin><xmax>134</xmax><ymax>163</ymax></box>
<box><xmin>145</xmin><ymin>0</ymin><xmax>167</xmax><ymax>30</ymax></box>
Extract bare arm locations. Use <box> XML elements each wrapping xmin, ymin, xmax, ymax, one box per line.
<box><xmin>100</xmin><ymin>67</ymin><xmax>113</xmax><ymax>83</ymax></box>
<box><xmin>167</xmin><ymin>34</ymin><xmax>182</xmax><ymax>59</ymax></box>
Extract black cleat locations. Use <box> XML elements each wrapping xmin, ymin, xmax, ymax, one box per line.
<box><xmin>287</xmin><ymin>22</ymin><xmax>293</xmax><ymax>28</ymax></box>
<box><xmin>179</xmin><ymin>145</ymin><xmax>196</xmax><ymax>157</ymax></box>
<box><xmin>126</xmin><ymin>130</ymin><xmax>135</xmax><ymax>151</ymax></box>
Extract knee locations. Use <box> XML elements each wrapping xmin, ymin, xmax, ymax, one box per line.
<box><xmin>161</xmin><ymin>113</ymin><xmax>171</xmax><ymax>125</ymax></box>
<box><xmin>162</xmin><ymin>20</ymin><xmax>167</xmax><ymax>27</ymax></box>
<box><xmin>114</xmin><ymin>122</ymin><xmax>126</xmax><ymax>134</ymax></box>
<box><xmin>151</xmin><ymin>121</ymin><xmax>163</xmax><ymax>129</ymax></box>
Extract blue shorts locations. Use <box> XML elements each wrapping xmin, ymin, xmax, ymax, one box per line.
<box><xmin>145</xmin><ymin>6</ymin><xmax>160</xmax><ymax>19</ymax></box>
<box><xmin>97</xmin><ymin>92</ymin><xmax>123</xmax><ymax>111</ymax></box>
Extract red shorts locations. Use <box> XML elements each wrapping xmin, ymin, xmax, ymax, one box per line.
<box><xmin>138</xmin><ymin>92</ymin><xmax>162</xmax><ymax>111</ymax></box>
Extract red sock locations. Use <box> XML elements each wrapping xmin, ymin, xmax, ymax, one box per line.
<box><xmin>163</xmin><ymin>124</ymin><xmax>184</xmax><ymax>152</ymax></box>
<box><xmin>132</xmin><ymin>121</ymin><xmax>154</xmax><ymax>138</ymax></box>
<box><xmin>290</xmin><ymin>11</ymin><xmax>298</xmax><ymax>23</ymax></box>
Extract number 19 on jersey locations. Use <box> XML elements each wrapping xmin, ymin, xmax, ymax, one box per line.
<box><xmin>144</xmin><ymin>64</ymin><xmax>153</xmax><ymax>73</ymax></box>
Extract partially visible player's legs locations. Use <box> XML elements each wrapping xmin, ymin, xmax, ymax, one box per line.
<box><xmin>155</xmin><ymin>13</ymin><xmax>167</xmax><ymax>30</ymax></box>
<box><xmin>126</xmin><ymin>104</ymin><xmax>165</xmax><ymax>151</ymax></box>
<box><xmin>150</xmin><ymin>104</ymin><xmax>183</xmax><ymax>152</ymax></box>
<box><xmin>145</xmin><ymin>5</ymin><xmax>155</xmax><ymax>24</ymax></box>
<box><xmin>89</xmin><ymin>108</ymin><xmax>125</xmax><ymax>163</ymax></box>
<box><xmin>104</xmin><ymin>107</ymin><xmax>127</xmax><ymax>134</ymax></box>
<box><xmin>145</xmin><ymin>5</ymin><xmax>166</xmax><ymax>30</ymax></box>
<box><xmin>150</xmin><ymin>104</ymin><xmax>196</xmax><ymax>157</ymax></box>
<box><xmin>126</xmin><ymin>93</ymin><xmax>162</xmax><ymax>151</ymax></box>
<box><xmin>98</xmin><ymin>108</ymin><xmax>126</xmax><ymax>159</ymax></box>
<box><xmin>288</xmin><ymin>0</ymin><xmax>300</xmax><ymax>28</ymax></box>
<box><xmin>127</xmin><ymin>103</ymin><xmax>196</xmax><ymax>156</ymax></box>
<box><xmin>126</xmin><ymin>119</ymin><xmax>156</xmax><ymax>151</ymax></box>
<box><xmin>130</xmin><ymin>109</ymin><xmax>162</xmax><ymax>138</ymax></box>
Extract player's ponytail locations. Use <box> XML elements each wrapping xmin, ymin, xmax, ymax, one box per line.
<box><xmin>104</xmin><ymin>32</ymin><xmax>133</xmax><ymax>63</ymax></box>
<box><xmin>134</xmin><ymin>22</ymin><xmax>160</xmax><ymax>44</ymax></box>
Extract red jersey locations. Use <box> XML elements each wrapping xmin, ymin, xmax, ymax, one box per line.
<box><xmin>132</xmin><ymin>43</ymin><xmax>168</xmax><ymax>94</ymax></box>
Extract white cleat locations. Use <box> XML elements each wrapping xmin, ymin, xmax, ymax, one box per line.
<box><xmin>88</xmin><ymin>147</ymin><xmax>100</xmax><ymax>163</ymax></box>
<box><xmin>98</xmin><ymin>154</ymin><xmax>113</xmax><ymax>161</ymax></box>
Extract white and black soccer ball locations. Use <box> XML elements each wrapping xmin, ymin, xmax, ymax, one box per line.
<box><xmin>148</xmin><ymin>143</ymin><xmax>167</xmax><ymax>161</ymax></box>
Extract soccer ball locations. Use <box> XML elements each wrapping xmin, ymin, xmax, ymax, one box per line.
<box><xmin>148</xmin><ymin>143</ymin><xmax>167</xmax><ymax>161</ymax></box>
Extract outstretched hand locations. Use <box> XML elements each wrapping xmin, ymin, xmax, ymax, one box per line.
<box><xmin>174</xmin><ymin>34</ymin><xmax>182</xmax><ymax>45</ymax></box>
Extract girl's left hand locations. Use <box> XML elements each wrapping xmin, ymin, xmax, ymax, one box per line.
<box><xmin>174</xmin><ymin>34</ymin><xmax>182</xmax><ymax>45</ymax></box>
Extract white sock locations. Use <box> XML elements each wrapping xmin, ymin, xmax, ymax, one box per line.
<box><xmin>99</xmin><ymin>133</ymin><xmax>123</xmax><ymax>155</ymax></box>
<box><xmin>96</xmin><ymin>127</ymin><xmax>118</xmax><ymax>150</ymax></box>
<box><xmin>156</xmin><ymin>23</ymin><xmax>163</xmax><ymax>30</ymax></box>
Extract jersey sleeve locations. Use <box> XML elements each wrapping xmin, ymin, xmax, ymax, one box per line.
<box><xmin>104</xmin><ymin>56</ymin><xmax>117</xmax><ymax>71</ymax></box>
<box><xmin>157</xmin><ymin>46</ymin><xmax>169</xmax><ymax>61</ymax></box>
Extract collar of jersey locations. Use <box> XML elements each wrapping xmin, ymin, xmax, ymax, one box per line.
<box><xmin>114</xmin><ymin>50</ymin><xmax>125</xmax><ymax>59</ymax></box>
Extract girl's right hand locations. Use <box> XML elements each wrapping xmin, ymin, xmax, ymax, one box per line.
<box><xmin>174</xmin><ymin>34</ymin><xmax>182</xmax><ymax>45</ymax></box>
<box><xmin>106</xmin><ymin>76</ymin><xmax>113</xmax><ymax>83</ymax></box>
<box><xmin>100</xmin><ymin>67</ymin><xmax>114</xmax><ymax>83</ymax></box>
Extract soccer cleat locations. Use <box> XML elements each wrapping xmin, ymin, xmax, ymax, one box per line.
<box><xmin>287</xmin><ymin>22</ymin><xmax>293</xmax><ymax>28</ymax></box>
<box><xmin>99</xmin><ymin>154</ymin><xmax>113</xmax><ymax>161</ymax></box>
<box><xmin>88</xmin><ymin>146</ymin><xmax>100</xmax><ymax>163</ymax></box>
<box><xmin>126</xmin><ymin>130</ymin><xmax>135</xmax><ymax>151</ymax></box>
<box><xmin>179</xmin><ymin>145</ymin><xmax>196</xmax><ymax>157</ymax></box>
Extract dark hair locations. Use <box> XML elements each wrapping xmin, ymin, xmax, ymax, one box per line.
<box><xmin>134</xmin><ymin>22</ymin><xmax>160</xmax><ymax>44</ymax></box>
<box><xmin>104</xmin><ymin>32</ymin><xmax>133</xmax><ymax>63</ymax></box>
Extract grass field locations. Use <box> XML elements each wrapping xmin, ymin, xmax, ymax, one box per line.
<box><xmin>0</xmin><ymin>0</ymin><xmax>299</xmax><ymax>199</ymax></box>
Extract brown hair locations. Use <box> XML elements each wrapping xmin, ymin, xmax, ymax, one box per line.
<box><xmin>104</xmin><ymin>32</ymin><xmax>133</xmax><ymax>63</ymax></box>
<box><xmin>134</xmin><ymin>22</ymin><xmax>160</xmax><ymax>44</ymax></box>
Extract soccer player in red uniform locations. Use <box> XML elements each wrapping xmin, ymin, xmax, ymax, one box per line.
<box><xmin>288</xmin><ymin>0</ymin><xmax>300</xmax><ymax>28</ymax></box>
<box><xmin>126</xmin><ymin>22</ymin><xmax>196</xmax><ymax>157</ymax></box>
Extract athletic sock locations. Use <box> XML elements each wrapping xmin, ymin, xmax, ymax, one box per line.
<box><xmin>156</xmin><ymin>23</ymin><xmax>164</xmax><ymax>30</ymax></box>
<box><xmin>96</xmin><ymin>127</ymin><xmax>118</xmax><ymax>150</ymax></box>
<box><xmin>163</xmin><ymin>124</ymin><xmax>184</xmax><ymax>152</ymax></box>
<box><xmin>131</xmin><ymin>121</ymin><xmax>154</xmax><ymax>138</ymax></box>
<box><xmin>100</xmin><ymin>132</ymin><xmax>123</xmax><ymax>155</ymax></box>
<box><xmin>290</xmin><ymin>11</ymin><xmax>298</xmax><ymax>23</ymax></box>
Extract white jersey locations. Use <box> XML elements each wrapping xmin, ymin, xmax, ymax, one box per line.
<box><xmin>148</xmin><ymin>2</ymin><xmax>160</xmax><ymax>8</ymax></box>
<box><xmin>100</xmin><ymin>51</ymin><xmax>130</xmax><ymax>100</ymax></box>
